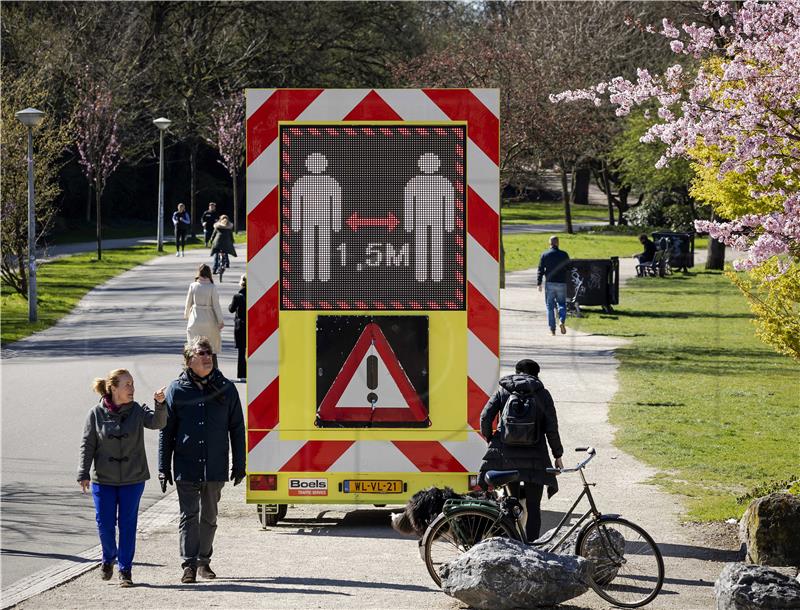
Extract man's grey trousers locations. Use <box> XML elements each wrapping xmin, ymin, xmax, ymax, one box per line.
<box><xmin>176</xmin><ymin>481</ymin><xmax>225</xmax><ymax>568</ymax></box>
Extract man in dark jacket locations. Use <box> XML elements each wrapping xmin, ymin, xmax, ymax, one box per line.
<box><xmin>479</xmin><ymin>359</ymin><xmax>564</xmax><ymax>542</ymax></box>
<box><xmin>536</xmin><ymin>235</ymin><xmax>571</xmax><ymax>335</ymax></box>
<box><xmin>158</xmin><ymin>336</ymin><xmax>245</xmax><ymax>584</ymax></box>
<box><xmin>201</xmin><ymin>202</ymin><xmax>220</xmax><ymax>246</ymax></box>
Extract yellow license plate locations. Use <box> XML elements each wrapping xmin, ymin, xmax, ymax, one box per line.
<box><xmin>342</xmin><ymin>480</ymin><xmax>403</xmax><ymax>494</ymax></box>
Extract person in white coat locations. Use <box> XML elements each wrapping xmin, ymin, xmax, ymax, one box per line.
<box><xmin>184</xmin><ymin>265</ymin><xmax>224</xmax><ymax>366</ymax></box>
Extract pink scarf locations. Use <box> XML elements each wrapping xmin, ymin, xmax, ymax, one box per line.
<box><xmin>102</xmin><ymin>395</ymin><xmax>121</xmax><ymax>414</ymax></box>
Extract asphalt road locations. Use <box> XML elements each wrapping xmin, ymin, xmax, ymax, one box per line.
<box><xmin>0</xmin><ymin>246</ymin><xmax>245</xmax><ymax>588</ymax></box>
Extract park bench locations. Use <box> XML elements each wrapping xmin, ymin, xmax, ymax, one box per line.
<box><xmin>636</xmin><ymin>247</ymin><xmax>671</xmax><ymax>278</ymax></box>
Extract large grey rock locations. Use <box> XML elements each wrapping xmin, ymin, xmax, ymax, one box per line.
<box><xmin>536</xmin><ymin>523</ymin><xmax>625</xmax><ymax>584</ymax></box>
<box><xmin>739</xmin><ymin>493</ymin><xmax>800</xmax><ymax>566</ymax></box>
<box><xmin>440</xmin><ymin>537</ymin><xmax>592</xmax><ymax>609</ymax></box>
<box><xmin>715</xmin><ymin>563</ymin><xmax>800</xmax><ymax>610</ymax></box>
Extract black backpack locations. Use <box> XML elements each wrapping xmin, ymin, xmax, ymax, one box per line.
<box><xmin>500</xmin><ymin>389</ymin><xmax>539</xmax><ymax>446</ymax></box>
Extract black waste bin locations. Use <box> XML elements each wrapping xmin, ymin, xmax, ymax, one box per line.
<box><xmin>566</xmin><ymin>257</ymin><xmax>619</xmax><ymax>314</ymax></box>
<box><xmin>652</xmin><ymin>232</ymin><xmax>695</xmax><ymax>271</ymax></box>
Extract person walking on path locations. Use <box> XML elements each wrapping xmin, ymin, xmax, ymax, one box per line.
<box><xmin>184</xmin><ymin>265</ymin><xmax>224</xmax><ymax>367</ymax></box>
<box><xmin>157</xmin><ymin>337</ymin><xmax>246</xmax><ymax>584</ymax></box>
<box><xmin>172</xmin><ymin>203</ymin><xmax>191</xmax><ymax>257</ymax></box>
<box><xmin>209</xmin><ymin>215</ymin><xmax>237</xmax><ymax>275</ymax></box>
<box><xmin>479</xmin><ymin>359</ymin><xmax>564</xmax><ymax>543</ymax></box>
<box><xmin>200</xmin><ymin>202</ymin><xmax>220</xmax><ymax>247</ymax></box>
<box><xmin>228</xmin><ymin>274</ymin><xmax>247</xmax><ymax>381</ymax></box>
<box><xmin>537</xmin><ymin>235</ymin><xmax>571</xmax><ymax>335</ymax></box>
<box><xmin>77</xmin><ymin>369</ymin><xmax>167</xmax><ymax>587</ymax></box>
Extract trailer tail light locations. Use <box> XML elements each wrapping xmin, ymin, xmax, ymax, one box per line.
<box><xmin>468</xmin><ymin>474</ymin><xmax>480</xmax><ymax>490</ymax></box>
<box><xmin>249</xmin><ymin>474</ymin><xmax>277</xmax><ymax>491</ymax></box>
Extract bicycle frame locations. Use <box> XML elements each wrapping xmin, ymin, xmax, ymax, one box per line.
<box><xmin>505</xmin><ymin>467</ymin><xmax>605</xmax><ymax>550</ymax></box>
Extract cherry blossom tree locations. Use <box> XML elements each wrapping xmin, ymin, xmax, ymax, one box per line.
<box><xmin>74</xmin><ymin>73</ymin><xmax>122</xmax><ymax>261</ymax></box>
<box><xmin>207</xmin><ymin>92</ymin><xmax>244</xmax><ymax>233</ymax></box>
<box><xmin>551</xmin><ymin>0</ymin><xmax>800</xmax><ymax>358</ymax></box>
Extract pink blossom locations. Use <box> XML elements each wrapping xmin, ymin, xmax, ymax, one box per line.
<box><xmin>552</xmin><ymin>0</ymin><xmax>800</xmax><ymax>279</ymax></box>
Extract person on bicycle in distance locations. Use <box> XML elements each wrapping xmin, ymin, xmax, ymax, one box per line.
<box><xmin>209</xmin><ymin>215</ymin><xmax>237</xmax><ymax>274</ymax></box>
<box><xmin>479</xmin><ymin>358</ymin><xmax>564</xmax><ymax>542</ymax></box>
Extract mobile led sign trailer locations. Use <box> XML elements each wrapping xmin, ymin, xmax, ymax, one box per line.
<box><xmin>246</xmin><ymin>88</ymin><xmax>500</xmax><ymax>516</ymax></box>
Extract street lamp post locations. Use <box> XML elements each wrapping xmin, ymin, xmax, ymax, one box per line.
<box><xmin>153</xmin><ymin>117</ymin><xmax>172</xmax><ymax>252</ymax></box>
<box><xmin>15</xmin><ymin>107</ymin><xmax>45</xmax><ymax>323</ymax></box>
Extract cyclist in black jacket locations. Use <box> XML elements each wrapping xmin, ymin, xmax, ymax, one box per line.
<box><xmin>479</xmin><ymin>359</ymin><xmax>564</xmax><ymax>542</ymax></box>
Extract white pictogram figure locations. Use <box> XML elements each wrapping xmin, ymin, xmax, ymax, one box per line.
<box><xmin>291</xmin><ymin>153</ymin><xmax>342</xmax><ymax>281</ymax></box>
<box><xmin>403</xmin><ymin>153</ymin><xmax>455</xmax><ymax>282</ymax></box>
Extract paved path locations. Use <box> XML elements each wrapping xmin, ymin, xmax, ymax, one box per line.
<box><xmin>3</xmin><ymin>241</ymin><xmax>742</xmax><ymax>609</ymax></box>
<box><xmin>0</xmin><ymin>245</ymin><xmax>245</xmax><ymax>589</ymax></box>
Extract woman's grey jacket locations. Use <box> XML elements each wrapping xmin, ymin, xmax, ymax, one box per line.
<box><xmin>77</xmin><ymin>401</ymin><xmax>167</xmax><ymax>485</ymax></box>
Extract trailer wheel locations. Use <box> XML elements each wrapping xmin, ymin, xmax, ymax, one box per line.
<box><xmin>257</xmin><ymin>504</ymin><xmax>287</xmax><ymax>527</ymax></box>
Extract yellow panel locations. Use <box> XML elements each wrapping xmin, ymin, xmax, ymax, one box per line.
<box><xmin>247</xmin><ymin>471</ymin><xmax>473</xmax><ymax>505</ymax></box>
<box><xmin>277</xmin><ymin>310</ymin><xmax>467</xmax><ymax>441</ymax></box>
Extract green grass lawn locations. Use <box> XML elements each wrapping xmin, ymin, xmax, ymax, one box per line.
<box><xmin>502</xmin><ymin>200</ymin><xmax>608</xmax><ymax>224</ymax></box>
<box><xmin>568</xmin><ymin>270</ymin><xmax>800</xmax><ymax>521</ymax></box>
<box><xmin>47</xmin><ymin>220</ymin><xmax>159</xmax><ymax>245</ymax></box>
<box><xmin>1</xmin><ymin>241</ymin><xmax>205</xmax><ymax>344</ymax></box>
<box><xmin>504</xmin><ymin>231</ymin><xmax>709</xmax><ymax>273</ymax></box>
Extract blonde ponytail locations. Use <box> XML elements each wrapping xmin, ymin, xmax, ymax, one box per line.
<box><xmin>92</xmin><ymin>369</ymin><xmax>130</xmax><ymax>397</ymax></box>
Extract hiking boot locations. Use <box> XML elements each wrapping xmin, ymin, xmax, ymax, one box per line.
<box><xmin>100</xmin><ymin>562</ymin><xmax>113</xmax><ymax>580</ymax></box>
<box><xmin>560</xmin><ymin>322</ymin><xmax>567</xmax><ymax>334</ymax></box>
<box><xmin>118</xmin><ymin>570</ymin><xmax>133</xmax><ymax>587</ymax></box>
<box><xmin>198</xmin><ymin>565</ymin><xmax>216</xmax><ymax>579</ymax></box>
<box><xmin>181</xmin><ymin>566</ymin><xmax>197</xmax><ymax>584</ymax></box>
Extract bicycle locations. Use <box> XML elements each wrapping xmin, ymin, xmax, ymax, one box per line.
<box><xmin>212</xmin><ymin>251</ymin><xmax>229</xmax><ymax>282</ymax></box>
<box><xmin>420</xmin><ymin>447</ymin><xmax>664</xmax><ymax>608</ymax></box>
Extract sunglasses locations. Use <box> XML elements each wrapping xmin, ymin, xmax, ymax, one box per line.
<box><xmin>193</xmin><ymin>349</ymin><xmax>213</xmax><ymax>357</ymax></box>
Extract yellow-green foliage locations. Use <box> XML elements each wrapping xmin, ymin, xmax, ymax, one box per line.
<box><xmin>728</xmin><ymin>261</ymin><xmax>800</xmax><ymax>361</ymax></box>
<box><xmin>689</xmin><ymin>144</ymin><xmax>784</xmax><ymax>218</ymax></box>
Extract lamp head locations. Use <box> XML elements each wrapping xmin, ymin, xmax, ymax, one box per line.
<box><xmin>153</xmin><ymin>117</ymin><xmax>172</xmax><ymax>131</ymax></box>
<box><xmin>15</xmin><ymin>108</ymin><xmax>45</xmax><ymax>128</ymax></box>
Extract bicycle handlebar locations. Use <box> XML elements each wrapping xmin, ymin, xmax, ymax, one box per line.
<box><xmin>545</xmin><ymin>446</ymin><xmax>596</xmax><ymax>474</ymax></box>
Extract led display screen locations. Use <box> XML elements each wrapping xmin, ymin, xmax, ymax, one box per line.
<box><xmin>280</xmin><ymin>124</ymin><xmax>467</xmax><ymax>310</ymax></box>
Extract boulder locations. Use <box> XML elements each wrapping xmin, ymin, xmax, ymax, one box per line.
<box><xmin>739</xmin><ymin>493</ymin><xmax>800</xmax><ymax>566</ymax></box>
<box><xmin>440</xmin><ymin>537</ymin><xmax>592</xmax><ymax>609</ymax></box>
<box><xmin>715</xmin><ymin>563</ymin><xmax>800</xmax><ymax>609</ymax></box>
<box><xmin>535</xmin><ymin>523</ymin><xmax>625</xmax><ymax>583</ymax></box>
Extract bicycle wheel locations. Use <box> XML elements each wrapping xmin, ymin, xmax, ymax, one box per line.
<box><xmin>577</xmin><ymin>517</ymin><xmax>664</xmax><ymax>608</ymax></box>
<box><xmin>423</xmin><ymin>508</ymin><xmax>519</xmax><ymax>587</ymax></box>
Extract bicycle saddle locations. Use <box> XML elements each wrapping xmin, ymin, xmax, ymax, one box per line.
<box><xmin>484</xmin><ymin>470</ymin><xmax>520</xmax><ymax>487</ymax></box>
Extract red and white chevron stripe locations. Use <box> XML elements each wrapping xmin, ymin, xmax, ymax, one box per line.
<box><xmin>246</xmin><ymin>89</ymin><xmax>499</xmax><ymax>474</ymax></box>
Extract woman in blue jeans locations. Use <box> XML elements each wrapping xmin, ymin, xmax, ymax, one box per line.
<box><xmin>78</xmin><ymin>369</ymin><xmax>167</xmax><ymax>586</ymax></box>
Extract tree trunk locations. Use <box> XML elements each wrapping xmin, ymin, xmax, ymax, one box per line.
<box><xmin>17</xmin><ymin>242</ymin><xmax>28</xmax><ymax>297</ymax></box>
<box><xmin>96</xmin><ymin>186</ymin><xmax>102</xmax><ymax>261</ymax></box>
<box><xmin>499</xmin><ymin>232</ymin><xmax>506</xmax><ymax>289</ymax></box>
<box><xmin>560</xmin><ymin>164</ymin><xmax>573</xmax><ymax>234</ymax></box>
<box><xmin>616</xmin><ymin>186</ymin><xmax>633</xmax><ymax>226</ymax></box>
<box><xmin>706</xmin><ymin>237</ymin><xmax>726</xmax><ymax>270</ymax></box>
<box><xmin>232</xmin><ymin>170</ymin><xmax>238</xmax><ymax>234</ymax></box>
<box><xmin>189</xmin><ymin>141</ymin><xmax>197</xmax><ymax>239</ymax></box>
<box><xmin>599</xmin><ymin>162</ymin><xmax>615</xmax><ymax>226</ymax></box>
<box><xmin>571</xmin><ymin>167</ymin><xmax>590</xmax><ymax>206</ymax></box>
<box><xmin>86</xmin><ymin>184</ymin><xmax>92</xmax><ymax>223</ymax></box>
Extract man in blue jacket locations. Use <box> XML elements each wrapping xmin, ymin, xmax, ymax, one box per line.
<box><xmin>536</xmin><ymin>235</ymin><xmax>571</xmax><ymax>335</ymax></box>
<box><xmin>159</xmin><ymin>336</ymin><xmax>246</xmax><ymax>584</ymax></box>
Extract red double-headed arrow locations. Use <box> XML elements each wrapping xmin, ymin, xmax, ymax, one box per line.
<box><xmin>346</xmin><ymin>211</ymin><xmax>399</xmax><ymax>232</ymax></box>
